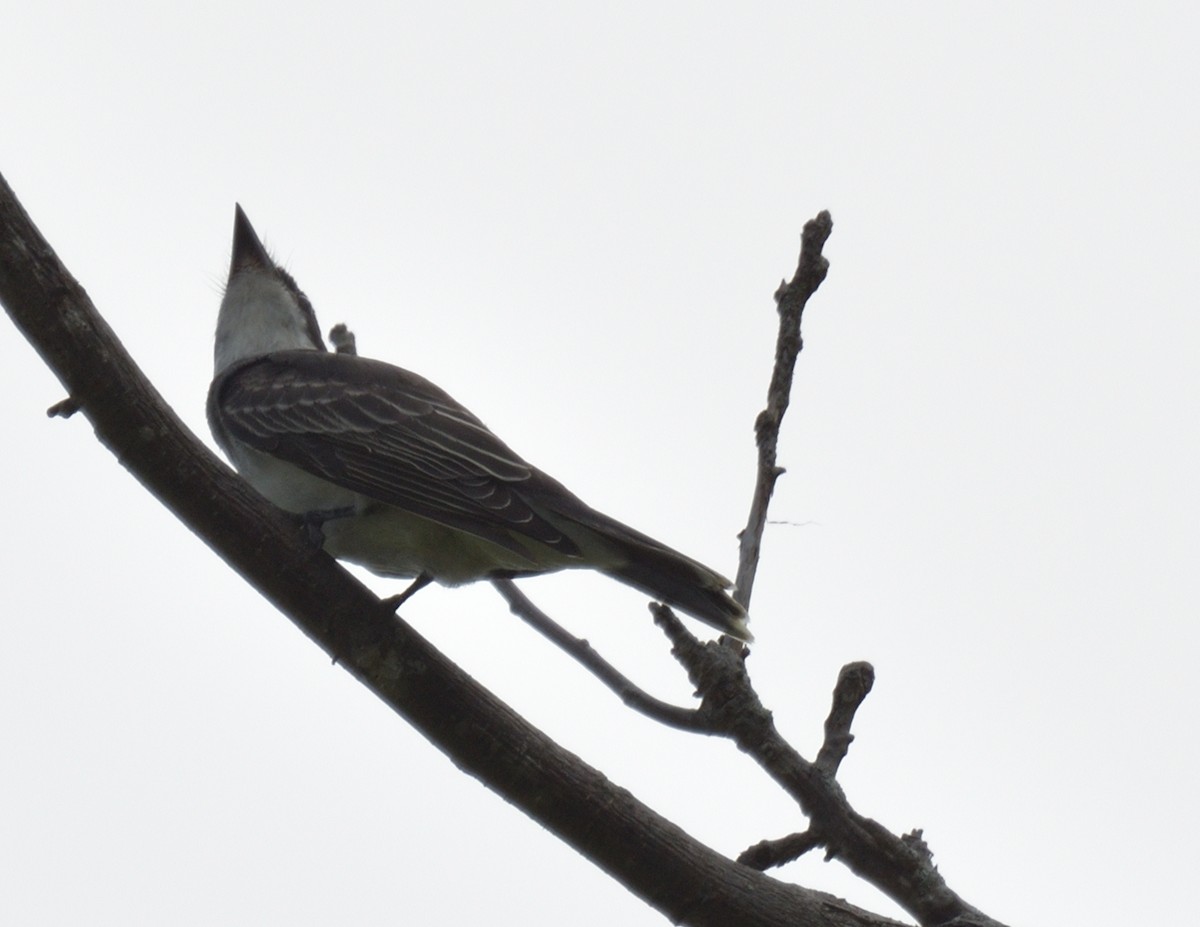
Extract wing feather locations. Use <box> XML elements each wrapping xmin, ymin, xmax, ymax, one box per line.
<box><xmin>210</xmin><ymin>351</ymin><xmax>581</xmax><ymax>557</ymax></box>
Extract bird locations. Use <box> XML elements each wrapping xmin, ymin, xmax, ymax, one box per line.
<box><xmin>207</xmin><ymin>205</ymin><xmax>750</xmax><ymax>641</ymax></box>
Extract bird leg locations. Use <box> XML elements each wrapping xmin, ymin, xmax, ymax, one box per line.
<box><xmin>381</xmin><ymin>573</ymin><xmax>434</xmax><ymax>611</ymax></box>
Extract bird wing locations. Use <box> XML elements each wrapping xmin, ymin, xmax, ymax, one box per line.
<box><xmin>208</xmin><ymin>350</ymin><xmax>585</xmax><ymax>560</ymax></box>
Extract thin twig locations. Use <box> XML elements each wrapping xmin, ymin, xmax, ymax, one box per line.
<box><xmin>815</xmin><ymin>662</ymin><xmax>875</xmax><ymax>777</ymax></box>
<box><xmin>735</xmin><ymin>211</ymin><xmax>833</xmax><ymax>611</ymax></box>
<box><xmin>738</xmin><ymin>829</ymin><xmax>822</xmax><ymax>871</ymax></box>
<box><xmin>492</xmin><ymin>578</ymin><xmax>713</xmax><ymax>733</ymax></box>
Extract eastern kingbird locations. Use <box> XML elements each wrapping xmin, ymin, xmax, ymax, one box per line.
<box><xmin>208</xmin><ymin>206</ymin><xmax>750</xmax><ymax>641</ymax></box>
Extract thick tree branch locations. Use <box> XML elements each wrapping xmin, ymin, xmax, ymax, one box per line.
<box><xmin>0</xmin><ymin>175</ymin><xmax>912</xmax><ymax>926</ymax></box>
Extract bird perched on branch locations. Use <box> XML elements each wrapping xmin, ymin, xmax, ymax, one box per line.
<box><xmin>208</xmin><ymin>206</ymin><xmax>750</xmax><ymax>641</ymax></box>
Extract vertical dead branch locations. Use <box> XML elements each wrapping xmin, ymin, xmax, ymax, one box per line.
<box><xmin>736</xmin><ymin>211</ymin><xmax>833</xmax><ymax>610</ymax></box>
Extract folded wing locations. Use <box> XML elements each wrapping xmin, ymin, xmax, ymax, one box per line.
<box><xmin>209</xmin><ymin>350</ymin><xmax>586</xmax><ymax>562</ymax></box>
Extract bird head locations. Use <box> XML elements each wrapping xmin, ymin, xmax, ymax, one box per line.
<box><xmin>214</xmin><ymin>205</ymin><xmax>326</xmax><ymax>374</ymax></box>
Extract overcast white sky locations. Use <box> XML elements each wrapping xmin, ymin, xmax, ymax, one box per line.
<box><xmin>3</xmin><ymin>4</ymin><xmax>1197</xmax><ymax>925</ymax></box>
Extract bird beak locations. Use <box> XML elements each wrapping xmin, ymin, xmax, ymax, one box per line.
<box><xmin>231</xmin><ymin>204</ymin><xmax>273</xmax><ymax>276</ymax></box>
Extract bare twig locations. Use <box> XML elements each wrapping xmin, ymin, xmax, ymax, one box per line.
<box><xmin>738</xmin><ymin>829</ymin><xmax>822</xmax><ymax>870</ymax></box>
<box><xmin>735</xmin><ymin>211</ymin><xmax>833</xmax><ymax>610</ymax></box>
<box><xmin>815</xmin><ymin>662</ymin><xmax>875</xmax><ymax>777</ymax></box>
<box><xmin>492</xmin><ymin>578</ymin><xmax>712</xmax><ymax>733</ymax></box>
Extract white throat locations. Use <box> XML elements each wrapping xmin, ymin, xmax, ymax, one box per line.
<box><xmin>214</xmin><ymin>269</ymin><xmax>320</xmax><ymax>374</ymax></box>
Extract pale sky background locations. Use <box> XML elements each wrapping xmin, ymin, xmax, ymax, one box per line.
<box><xmin>2</xmin><ymin>4</ymin><xmax>1196</xmax><ymax>925</ymax></box>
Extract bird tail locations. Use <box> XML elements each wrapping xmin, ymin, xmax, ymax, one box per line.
<box><xmin>600</xmin><ymin>543</ymin><xmax>752</xmax><ymax>642</ymax></box>
<box><xmin>530</xmin><ymin>488</ymin><xmax>752</xmax><ymax>641</ymax></box>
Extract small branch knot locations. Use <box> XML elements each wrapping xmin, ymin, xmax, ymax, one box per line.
<box><xmin>652</xmin><ymin>604</ymin><xmax>773</xmax><ymax>748</ymax></box>
<box><xmin>47</xmin><ymin>396</ymin><xmax>81</xmax><ymax>418</ymax></box>
<box><xmin>901</xmin><ymin>828</ymin><xmax>934</xmax><ymax>863</ymax></box>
